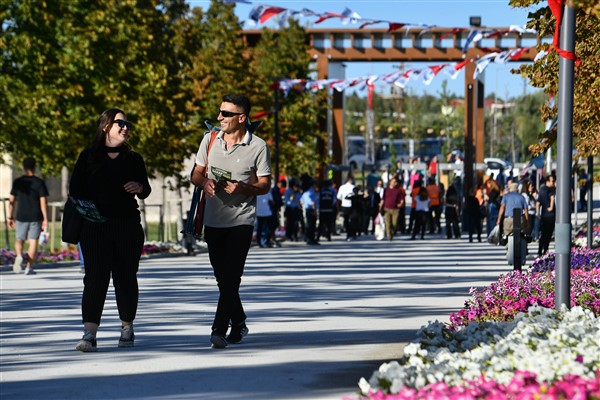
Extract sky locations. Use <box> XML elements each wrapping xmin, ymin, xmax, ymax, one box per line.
<box><xmin>187</xmin><ymin>0</ymin><xmax>548</xmax><ymax>100</ymax></box>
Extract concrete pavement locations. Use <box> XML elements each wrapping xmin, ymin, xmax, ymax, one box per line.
<box><xmin>1</xmin><ymin>234</ymin><xmax>534</xmax><ymax>399</ymax></box>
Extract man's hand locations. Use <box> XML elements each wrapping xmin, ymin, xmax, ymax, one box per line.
<box><xmin>217</xmin><ymin>179</ymin><xmax>236</xmax><ymax>195</ymax></box>
<box><xmin>203</xmin><ymin>179</ymin><xmax>217</xmax><ymax>197</ymax></box>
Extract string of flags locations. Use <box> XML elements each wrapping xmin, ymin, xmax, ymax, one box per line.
<box><xmin>223</xmin><ymin>0</ymin><xmax>537</xmax><ymax>52</ymax></box>
<box><xmin>216</xmin><ymin>0</ymin><xmax>569</xmax><ymax>95</ymax></box>
<box><xmin>273</xmin><ymin>46</ymin><xmax>549</xmax><ymax>96</ymax></box>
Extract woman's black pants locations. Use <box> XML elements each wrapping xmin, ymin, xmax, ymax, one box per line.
<box><xmin>80</xmin><ymin>217</ymin><xmax>144</xmax><ymax>325</ymax></box>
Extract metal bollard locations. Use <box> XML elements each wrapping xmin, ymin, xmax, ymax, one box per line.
<box><xmin>513</xmin><ymin>208</ymin><xmax>522</xmax><ymax>271</ymax></box>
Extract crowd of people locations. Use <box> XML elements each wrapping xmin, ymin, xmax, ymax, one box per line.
<box><xmin>254</xmin><ymin>159</ymin><xmax>561</xmax><ymax>259</ymax></box>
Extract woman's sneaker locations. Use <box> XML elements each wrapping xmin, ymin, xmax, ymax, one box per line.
<box><xmin>226</xmin><ymin>323</ymin><xmax>249</xmax><ymax>344</ymax></box>
<box><xmin>76</xmin><ymin>331</ymin><xmax>97</xmax><ymax>352</ymax></box>
<box><xmin>118</xmin><ymin>324</ymin><xmax>135</xmax><ymax>348</ymax></box>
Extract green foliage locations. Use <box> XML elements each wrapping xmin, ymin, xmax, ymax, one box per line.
<box><xmin>1</xmin><ymin>0</ymin><xmax>329</xmax><ymax>181</ymax></box>
<box><xmin>509</xmin><ymin>0</ymin><xmax>600</xmax><ymax>157</ymax></box>
<box><xmin>248</xmin><ymin>19</ymin><xmax>326</xmax><ymax>177</ymax></box>
<box><xmin>0</xmin><ymin>0</ymin><xmax>196</xmax><ymax>178</ymax></box>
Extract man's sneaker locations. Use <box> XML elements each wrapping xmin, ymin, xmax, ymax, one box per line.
<box><xmin>226</xmin><ymin>323</ymin><xmax>249</xmax><ymax>344</ymax></box>
<box><xmin>210</xmin><ymin>332</ymin><xmax>228</xmax><ymax>349</ymax></box>
<box><xmin>76</xmin><ymin>331</ymin><xmax>97</xmax><ymax>352</ymax></box>
<box><xmin>24</xmin><ymin>268</ymin><xmax>36</xmax><ymax>275</ymax></box>
<box><xmin>118</xmin><ymin>324</ymin><xmax>135</xmax><ymax>348</ymax></box>
<box><xmin>13</xmin><ymin>256</ymin><xmax>23</xmax><ymax>274</ymax></box>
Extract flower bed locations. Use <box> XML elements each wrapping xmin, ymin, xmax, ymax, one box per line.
<box><xmin>448</xmin><ymin>269</ymin><xmax>600</xmax><ymax>328</ymax></box>
<box><xmin>356</xmin><ymin>306</ymin><xmax>600</xmax><ymax>399</ymax></box>
<box><xmin>530</xmin><ymin>247</ymin><xmax>600</xmax><ymax>273</ymax></box>
<box><xmin>1</xmin><ymin>241</ymin><xmax>185</xmax><ymax>266</ymax></box>
<box><xmin>574</xmin><ymin>222</ymin><xmax>600</xmax><ymax>248</ymax></box>
<box><xmin>353</xmin><ymin>243</ymin><xmax>600</xmax><ymax>400</ymax></box>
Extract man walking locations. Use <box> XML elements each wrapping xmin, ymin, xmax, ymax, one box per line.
<box><xmin>497</xmin><ymin>182</ymin><xmax>529</xmax><ymax>238</ymax></box>
<box><xmin>191</xmin><ymin>94</ymin><xmax>272</xmax><ymax>349</ymax></box>
<box><xmin>8</xmin><ymin>157</ymin><xmax>49</xmax><ymax>275</ymax></box>
<box><xmin>337</xmin><ymin>175</ymin><xmax>355</xmax><ymax>234</ymax></box>
<box><xmin>317</xmin><ymin>179</ymin><xmax>336</xmax><ymax>241</ymax></box>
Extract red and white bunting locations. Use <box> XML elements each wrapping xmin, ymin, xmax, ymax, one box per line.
<box><xmin>272</xmin><ymin>45</ymin><xmax>544</xmax><ymax>97</ymax></box>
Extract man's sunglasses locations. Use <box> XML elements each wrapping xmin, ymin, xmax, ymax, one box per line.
<box><xmin>113</xmin><ymin>119</ymin><xmax>133</xmax><ymax>130</ymax></box>
<box><xmin>219</xmin><ymin>110</ymin><xmax>244</xmax><ymax>118</ymax></box>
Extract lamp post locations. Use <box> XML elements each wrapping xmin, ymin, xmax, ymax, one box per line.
<box><xmin>273</xmin><ymin>84</ymin><xmax>280</xmax><ymax>184</ymax></box>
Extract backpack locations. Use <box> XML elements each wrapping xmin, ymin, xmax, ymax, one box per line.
<box><xmin>319</xmin><ymin>187</ymin><xmax>335</xmax><ymax>212</ymax></box>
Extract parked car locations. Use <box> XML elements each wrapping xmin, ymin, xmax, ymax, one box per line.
<box><xmin>484</xmin><ymin>157</ymin><xmax>514</xmax><ymax>178</ymax></box>
<box><xmin>348</xmin><ymin>153</ymin><xmax>368</xmax><ymax>170</ymax></box>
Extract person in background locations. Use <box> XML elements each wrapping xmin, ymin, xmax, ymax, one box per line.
<box><xmin>464</xmin><ymin>188</ymin><xmax>484</xmax><ymax>243</ymax></box>
<box><xmin>484</xmin><ymin>173</ymin><xmax>502</xmax><ymax>234</ymax></box>
<box><xmin>191</xmin><ymin>94</ymin><xmax>272</xmax><ymax>349</ymax></box>
<box><xmin>521</xmin><ymin>181</ymin><xmax>537</xmax><ymax>240</ymax></box>
<box><xmin>408</xmin><ymin>179</ymin><xmax>422</xmax><ymax>233</ymax></box>
<box><xmin>8</xmin><ymin>157</ymin><xmax>49</xmax><ymax>275</ymax></box>
<box><xmin>374</xmin><ymin>178</ymin><xmax>385</xmax><ymax>198</ymax></box>
<box><xmin>269</xmin><ymin>180</ymin><xmax>284</xmax><ymax>247</ymax></box>
<box><xmin>537</xmin><ymin>175</ymin><xmax>556</xmax><ymax>256</ymax></box>
<box><xmin>410</xmin><ymin>186</ymin><xmax>430</xmax><ymax>240</ymax></box>
<box><xmin>69</xmin><ymin>108</ymin><xmax>151</xmax><ymax>352</ymax></box>
<box><xmin>365</xmin><ymin>185</ymin><xmax>382</xmax><ymax>235</ymax></box>
<box><xmin>366</xmin><ymin>168</ymin><xmax>380</xmax><ymax>190</ymax></box>
<box><xmin>381</xmin><ymin>166</ymin><xmax>392</xmax><ymax>188</ymax></box>
<box><xmin>529</xmin><ymin>184</ymin><xmax>541</xmax><ymax>241</ymax></box>
<box><xmin>317</xmin><ymin>179</ymin><xmax>336</xmax><ymax>242</ymax></box>
<box><xmin>379</xmin><ymin>177</ymin><xmax>403</xmax><ymax>241</ymax></box>
<box><xmin>337</xmin><ymin>175</ymin><xmax>355</xmax><ymax>235</ymax></box>
<box><xmin>396</xmin><ymin>179</ymin><xmax>407</xmax><ymax>234</ymax></box>
<box><xmin>78</xmin><ymin>243</ymin><xmax>85</xmax><ymax>274</ymax></box>
<box><xmin>284</xmin><ymin>180</ymin><xmax>302</xmax><ymax>242</ymax></box>
<box><xmin>578</xmin><ymin>167</ymin><xmax>589</xmax><ymax>212</ymax></box>
<box><xmin>346</xmin><ymin>186</ymin><xmax>363</xmax><ymax>241</ymax></box>
<box><xmin>256</xmin><ymin>191</ymin><xmax>274</xmax><ymax>247</ymax></box>
<box><xmin>444</xmin><ymin>181</ymin><xmax>461</xmax><ymax>239</ymax></box>
<box><xmin>428</xmin><ymin>155</ymin><xmax>438</xmax><ymax>179</ymax></box>
<box><xmin>497</xmin><ymin>181</ymin><xmax>529</xmax><ymax>241</ymax></box>
<box><xmin>426</xmin><ymin>177</ymin><xmax>442</xmax><ymax>234</ymax></box>
<box><xmin>301</xmin><ymin>178</ymin><xmax>319</xmax><ymax>245</ymax></box>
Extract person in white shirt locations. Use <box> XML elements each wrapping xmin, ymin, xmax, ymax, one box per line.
<box><xmin>336</xmin><ymin>175</ymin><xmax>355</xmax><ymax>234</ymax></box>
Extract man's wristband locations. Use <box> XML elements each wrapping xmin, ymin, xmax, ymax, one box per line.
<box><xmin>8</xmin><ymin>217</ymin><xmax>14</xmax><ymax>220</ymax></box>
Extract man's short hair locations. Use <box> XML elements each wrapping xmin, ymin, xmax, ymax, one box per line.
<box><xmin>545</xmin><ymin>175</ymin><xmax>555</xmax><ymax>184</ymax></box>
<box><xmin>22</xmin><ymin>157</ymin><xmax>36</xmax><ymax>171</ymax></box>
<box><xmin>222</xmin><ymin>94</ymin><xmax>251</xmax><ymax>115</ymax></box>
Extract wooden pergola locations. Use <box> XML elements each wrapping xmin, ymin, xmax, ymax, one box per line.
<box><xmin>242</xmin><ymin>27</ymin><xmax>543</xmax><ymax>191</ymax></box>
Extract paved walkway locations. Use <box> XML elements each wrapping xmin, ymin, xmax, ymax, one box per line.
<box><xmin>1</xmin><ymin>232</ymin><xmax>527</xmax><ymax>400</ymax></box>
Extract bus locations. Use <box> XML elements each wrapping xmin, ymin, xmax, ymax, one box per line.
<box><xmin>375</xmin><ymin>138</ymin><xmax>443</xmax><ymax>169</ymax></box>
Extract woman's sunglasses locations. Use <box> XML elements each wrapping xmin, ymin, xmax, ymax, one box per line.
<box><xmin>113</xmin><ymin>119</ymin><xmax>133</xmax><ymax>130</ymax></box>
<box><xmin>219</xmin><ymin>110</ymin><xmax>244</xmax><ymax>118</ymax></box>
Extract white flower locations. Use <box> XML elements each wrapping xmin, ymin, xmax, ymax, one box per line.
<box><xmin>358</xmin><ymin>305</ymin><xmax>600</xmax><ymax>394</ymax></box>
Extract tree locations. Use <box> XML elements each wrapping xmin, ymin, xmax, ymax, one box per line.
<box><xmin>248</xmin><ymin>19</ymin><xmax>327</xmax><ymax>177</ymax></box>
<box><xmin>0</xmin><ymin>0</ymin><xmax>196</xmax><ymax>178</ymax></box>
<box><xmin>509</xmin><ymin>0</ymin><xmax>600</xmax><ymax>157</ymax></box>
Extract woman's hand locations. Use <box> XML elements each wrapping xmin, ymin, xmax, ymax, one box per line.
<box><xmin>124</xmin><ymin>181</ymin><xmax>144</xmax><ymax>194</ymax></box>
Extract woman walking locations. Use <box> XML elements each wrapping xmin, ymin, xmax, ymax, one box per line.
<box><xmin>69</xmin><ymin>108</ymin><xmax>151</xmax><ymax>352</ymax></box>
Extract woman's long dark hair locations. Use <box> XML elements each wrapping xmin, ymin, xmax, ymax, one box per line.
<box><xmin>88</xmin><ymin>108</ymin><xmax>131</xmax><ymax>168</ymax></box>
